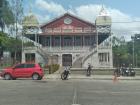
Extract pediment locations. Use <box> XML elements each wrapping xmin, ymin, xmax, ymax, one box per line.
<box><xmin>41</xmin><ymin>13</ymin><xmax>95</xmax><ymax>29</ymax></box>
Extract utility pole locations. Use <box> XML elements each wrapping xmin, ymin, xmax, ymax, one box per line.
<box><xmin>131</xmin><ymin>36</ymin><xmax>135</xmax><ymax>68</ymax></box>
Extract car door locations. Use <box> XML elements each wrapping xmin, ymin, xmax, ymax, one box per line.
<box><xmin>25</xmin><ymin>64</ymin><xmax>35</xmax><ymax>77</ymax></box>
<box><xmin>13</xmin><ymin>64</ymin><xmax>26</xmax><ymax>78</ymax></box>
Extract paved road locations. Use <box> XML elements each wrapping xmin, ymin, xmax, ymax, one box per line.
<box><xmin>0</xmin><ymin>79</ymin><xmax>140</xmax><ymax>105</ymax></box>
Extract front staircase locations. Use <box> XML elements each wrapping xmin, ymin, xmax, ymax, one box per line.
<box><xmin>72</xmin><ymin>57</ymin><xmax>83</xmax><ymax>68</ymax></box>
<box><xmin>20</xmin><ymin>36</ymin><xmax>50</xmax><ymax>63</ymax></box>
<box><xmin>72</xmin><ymin>35</ymin><xmax>112</xmax><ymax>68</ymax></box>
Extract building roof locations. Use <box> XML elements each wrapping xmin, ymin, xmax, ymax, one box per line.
<box><xmin>96</xmin><ymin>6</ymin><xmax>112</xmax><ymax>26</ymax></box>
<box><xmin>40</xmin><ymin>12</ymin><xmax>95</xmax><ymax>28</ymax></box>
<box><xmin>22</xmin><ymin>13</ymin><xmax>39</xmax><ymax>27</ymax></box>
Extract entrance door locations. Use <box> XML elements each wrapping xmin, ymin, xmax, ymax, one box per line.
<box><xmin>62</xmin><ymin>54</ymin><xmax>72</xmax><ymax>66</ymax></box>
<box><xmin>25</xmin><ymin>53</ymin><xmax>35</xmax><ymax>63</ymax></box>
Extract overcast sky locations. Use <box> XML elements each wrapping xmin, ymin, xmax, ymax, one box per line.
<box><xmin>23</xmin><ymin>0</ymin><xmax>140</xmax><ymax>41</ymax></box>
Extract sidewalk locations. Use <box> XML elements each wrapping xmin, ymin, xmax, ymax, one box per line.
<box><xmin>45</xmin><ymin>73</ymin><xmax>140</xmax><ymax>80</ymax></box>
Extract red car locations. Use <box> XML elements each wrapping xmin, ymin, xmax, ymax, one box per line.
<box><xmin>0</xmin><ymin>63</ymin><xmax>44</xmax><ymax>80</ymax></box>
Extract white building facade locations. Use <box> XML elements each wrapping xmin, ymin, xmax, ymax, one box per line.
<box><xmin>22</xmin><ymin>8</ymin><xmax>113</xmax><ymax>68</ymax></box>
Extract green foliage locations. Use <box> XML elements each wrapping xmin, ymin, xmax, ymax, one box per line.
<box><xmin>0</xmin><ymin>31</ymin><xmax>22</xmax><ymax>51</ymax></box>
<box><xmin>0</xmin><ymin>0</ymin><xmax>15</xmax><ymax>31</ymax></box>
<box><xmin>113</xmin><ymin>34</ymin><xmax>140</xmax><ymax>67</ymax></box>
<box><xmin>23</xmin><ymin>42</ymin><xmax>34</xmax><ymax>47</ymax></box>
<box><xmin>48</xmin><ymin>64</ymin><xmax>60</xmax><ymax>74</ymax></box>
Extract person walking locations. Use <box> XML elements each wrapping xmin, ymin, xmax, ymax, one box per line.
<box><xmin>87</xmin><ymin>63</ymin><xmax>92</xmax><ymax>76</ymax></box>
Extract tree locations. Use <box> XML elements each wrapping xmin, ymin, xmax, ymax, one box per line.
<box><xmin>0</xmin><ymin>0</ymin><xmax>15</xmax><ymax>32</ymax></box>
<box><xmin>10</xmin><ymin>0</ymin><xmax>23</xmax><ymax>38</ymax></box>
<box><xmin>113</xmin><ymin>34</ymin><xmax>140</xmax><ymax>67</ymax></box>
<box><xmin>0</xmin><ymin>31</ymin><xmax>35</xmax><ymax>64</ymax></box>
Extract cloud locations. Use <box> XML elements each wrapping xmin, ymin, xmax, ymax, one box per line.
<box><xmin>75</xmin><ymin>4</ymin><xmax>101</xmax><ymax>22</ymax></box>
<box><xmin>35</xmin><ymin>13</ymin><xmax>50</xmax><ymax>24</ymax></box>
<box><xmin>74</xmin><ymin>5</ymin><xmax>140</xmax><ymax>40</ymax></box>
<box><xmin>35</xmin><ymin>0</ymin><xmax>66</xmax><ymax>16</ymax></box>
<box><xmin>33</xmin><ymin>0</ymin><xmax>140</xmax><ymax>40</ymax></box>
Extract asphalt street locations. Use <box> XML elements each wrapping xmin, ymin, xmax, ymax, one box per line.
<box><xmin>0</xmin><ymin>79</ymin><xmax>140</xmax><ymax>105</ymax></box>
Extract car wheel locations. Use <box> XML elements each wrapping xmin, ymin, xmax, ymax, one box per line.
<box><xmin>32</xmin><ymin>73</ymin><xmax>39</xmax><ymax>80</ymax></box>
<box><xmin>38</xmin><ymin>77</ymin><xmax>42</xmax><ymax>80</ymax></box>
<box><xmin>4</xmin><ymin>74</ymin><xmax>12</xmax><ymax>80</ymax></box>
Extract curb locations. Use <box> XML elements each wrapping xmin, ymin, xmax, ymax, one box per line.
<box><xmin>45</xmin><ymin>75</ymin><xmax>140</xmax><ymax>80</ymax></box>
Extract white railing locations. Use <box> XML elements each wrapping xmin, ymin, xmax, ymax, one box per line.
<box><xmin>72</xmin><ymin>44</ymin><xmax>97</xmax><ymax>66</ymax></box>
<box><xmin>20</xmin><ymin>36</ymin><xmax>42</xmax><ymax>48</ymax></box>
<box><xmin>82</xmin><ymin>36</ymin><xmax>112</xmax><ymax>66</ymax></box>
<box><xmin>42</xmin><ymin>46</ymin><xmax>89</xmax><ymax>53</ymax></box>
<box><xmin>82</xmin><ymin>47</ymin><xmax>97</xmax><ymax>64</ymax></box>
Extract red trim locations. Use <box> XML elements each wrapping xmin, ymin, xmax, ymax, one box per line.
<box><xmin>40</xmin><ymin>13</ymin><xmax>95</xmax><ymax>28</ymax></box>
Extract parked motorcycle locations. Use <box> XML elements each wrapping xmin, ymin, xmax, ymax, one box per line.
<box><xmin>129</xmin><ymin>68</ymin><xmax>135</xmax><ymax>76</ymax></box>
<box><xmin>61</xmin><ymin>71</ymin><xmax>68</xmax><ymax>80</ymax></box>
<box><xmin>61</xmin><ymin>66</ymin><xmax>70</xmax><ymax>80</ymax></box>
<box><xmin>121</xmin><ymin>67</ymin><xmax>135</xmax><ymax>76</ymax></box>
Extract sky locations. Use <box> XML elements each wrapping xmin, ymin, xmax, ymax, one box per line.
<box><xmin>23</xmin><ymin>0</ymin><xmax>140</xmax><ymax>41</ymax></box>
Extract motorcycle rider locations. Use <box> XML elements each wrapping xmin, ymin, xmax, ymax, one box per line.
<box><xmin>87</xmin><ymin>63</ymin><xmax>92</xmax><ymax>76</ymax></box>
<box><xmin>121</xmin><ymin>63</ymin><xmax>126</xmax><ymax>76</ymax></box>
<box><xmin>63</xmin><ymin>66</ymin><xmax>71</xmax><ymax>80</ymax></box>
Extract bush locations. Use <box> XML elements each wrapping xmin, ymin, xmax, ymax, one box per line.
<box><xmin>48</xmin><ymin>64</ymin><xmax>60</xmax><ymax>74</ymax></box>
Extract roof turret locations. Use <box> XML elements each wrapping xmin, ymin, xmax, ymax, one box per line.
<box><xmin>22</xmin><ymin>10</ymin><xmax>39</xmax><ymax>28</ymax></box>
<box><xmin>96</xmin><ymin>5</ymin><xmax>111</xmax><ymax>26</ymax></box>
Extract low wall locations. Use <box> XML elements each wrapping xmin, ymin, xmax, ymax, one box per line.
<box><xmin>70</xmin><ymin>68</ymin><xmax>140</xmax><ymax>75</ymax></box>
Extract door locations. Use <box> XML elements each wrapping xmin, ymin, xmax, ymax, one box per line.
<box><xmin>25</xmin><ymin>64</ymin><xmax>35</xmax><ymax>77</ymax></box>
<box><xmin>13</xmin><ymin>64</ymin><xmax>26</xmax><ymax>78</ymax></box>
<box><xmin>62</xmin><ymin>54</ymin><xmax>72</xmax><ymax>66</ymax></box>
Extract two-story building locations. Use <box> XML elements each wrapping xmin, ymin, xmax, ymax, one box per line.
<box><xmin>22</xmin><ymin>7</ymin><xmax>113</xmax><ymax>68</ymax></box>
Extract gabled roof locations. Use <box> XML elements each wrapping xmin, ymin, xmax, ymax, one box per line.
<box><xmin>40</xmin><ymin>13</ymin><xmax>95</xmax><ymax>28</ymax></box>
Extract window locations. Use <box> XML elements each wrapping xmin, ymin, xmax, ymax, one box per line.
<box><xmin>14</xmin><ymin>64</ymin><xmax>25</xmax><ymax>69</ymax></box>
<box><xmin>84</xmin><ymin>36</ymin><xmax>91</xmax><ymax>46</ymax></box>
<box><xmin>41</xmin><ymin>36</ymin><xmax>50</xmax><ymax>46</ymax></box>
<box><xmin>46</xmin><ymin>28</ymin><xmax>52</xmax><ymax>33</ymax></box>
<box><xmin>53</xmin><ymin>28</ymin><xmax>61</xmax><ymax>33</ymax></box>
<box><xmin>26</xmin><ymin>64</ymin><xmax>35</xmax><ymax>68</ymax></box>
<box><xmin>75</xmin><ymin>36</ymin><xmax>82</xmax><ymax>46</ymax></box>
<box><xmin>46</xmin><ymin>37</ymin><xmax>50</xmax><ymax>46</ymax></box>
<box><xmin>84</xmin><ymin>27</ymin><xmax>91</xmax><ymax>32</ymax></box>
<box><xmin>63</xmin><ymin>36</ymin><xmax>73</xmax><ymax>46</ymax></box>
<box><xmin>75</xmin><ymin>27</ymin><xmax>82</xmax><ymax>32</ymax></box>
<box><xmin>53</xmin><ymin>36</ymin><xmax>60</xmax><ymax>46</ymax></box>
<box><xmin>98</xmin><ymin>53</ymin><xmax>109</xmax><ymax>62</ymax></box>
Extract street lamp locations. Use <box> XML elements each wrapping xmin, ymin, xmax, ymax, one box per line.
<box><xmin>131</xmin><ymin>36</ymin><xmax>135</xmax><ymax>68</ymax></box>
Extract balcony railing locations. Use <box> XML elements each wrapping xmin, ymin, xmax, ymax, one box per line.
<box><xmin>42</xmin><ymin>46</ymin><xmax>89</xmax><ymax>53</ymax></box>
<box><xmin>45</xmin><ymin>28</ymin><xmax>96</xmax><ymax>34</ymax></box>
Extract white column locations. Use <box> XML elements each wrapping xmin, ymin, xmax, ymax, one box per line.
<box><xmin>22</xmin><ymin>51</ymin><xmax>25</xmax><ymax>63</ymax></box>
<box><xmin>60</xmin><ymin>35</ymin><xmax>61</xmax><ymax>50</ymax></box>
<box><xmin>96</xmin><ymin>27</ymin><xmax>99</xmax><ymax>67</ymax></box>
<box><xmin>50</xmin><ymin>36</ymin><xmax>52</xmax><ymax>51</ymax></box>
<box><xmin>58</xmin><ymin>54</ymin><xmax>62</xmax><ymax>66</ymax></box>
<box><xmin>73</xmin><ymin>35</ymin><xmax>74</xmax><ymax>50</ymax></box>
<box><xmin>110</xmin><ymin>33</ymin><xmax>113</xmax><ymax>68</ymax></box>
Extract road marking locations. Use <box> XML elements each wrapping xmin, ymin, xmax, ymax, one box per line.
<box><xmin>72</xmin><ymin>87</ymin><xmax>77</xmax><ymax>104</ymax></box>
<box><xmin>72</xmin><ymin>82</ymin><xmax>81</xmax><ymax>105</ymax></box>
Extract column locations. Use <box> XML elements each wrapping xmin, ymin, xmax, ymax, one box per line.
<box><xmin>22</xmin><ymin>51</ymin><xmax>25</xmax><ymax>63</ymax></box>
<box><xmin>110</xmin><ymin>33</ymin><xmax>113</xmax><ymax>68</ymax></box>
<box><xmin>58</xmin><ymin>54</ymin><xmax>62</xmax><ymax>66</ymax></box>
<box><xmin>60</xmin><ymin>35</ymin><xmax>61</xmax><ymax>50</ymax></box>
<box><xmin>50</xmin><ymin>36</ymin><xmax>52</xmax><ymax>51</ymax></box>
<box><xmin>73</xmin><ymin>35</ymin><xmax>74</xmax><ymax>50</ymax></box>
<box><xmin>83</xmin><ymin>35</ymin><xmax>85</xmax><ymax>48</ymax></box>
